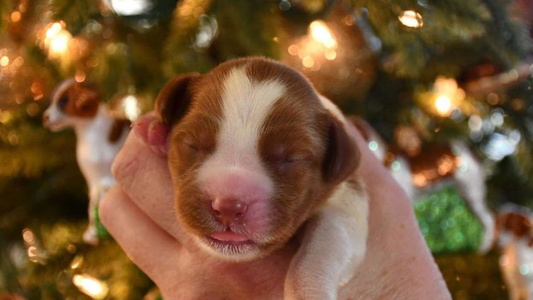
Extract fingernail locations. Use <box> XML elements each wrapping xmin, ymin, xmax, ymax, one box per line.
<box><xmin>132</xmin><ymin>114</ymin><xmax>154</xmax><ymax>143</ymax></box>
<box><xmin>147</xmin><ymin>121</ymin><xmax>168</xmax><ymax>156</ymax></box>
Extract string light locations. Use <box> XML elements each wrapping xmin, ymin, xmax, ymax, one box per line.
<box><xmin>287</xmin><ymin>20</ymin><xmax>338</xmax><ymax>69</ymax></box>
<box><xmin>43</xmin><ymin>22</ymin><xmax>72</xmax><ymax>58</ymax></box>
<box><xmin>22</xmin><ymin>228</ymin><xmax>38</xmax><ymax>262</ymax></box>
<box><xmin>75</xmin><ymin>71</ymin><xmax>86</xmax><ymax>82</ymax></box>
<box><xmin>435</xmin><ymin>95</ymin><xmax>453</xmax><ymax>116</ymax></box>
<box><xmin>122</xmin><ymin>95</ymin><xmax>141</xmax><ymax>121</ymax></box>
<box><xmin>70</xmin><ymin>255</ymin><xmax>84</xmax><ymax>269</ymax></box>
<box><xmin>0</xmin><ymin>56</ymin><xmax>9</xmax><ymax>67</ymax></box>
<box><xmin>399</xmin><ymin>10</ymin><xmax>424</xmax><ymax>28</ymax></box>
<box><xmin>72</xmin><ymin>274</ymin><xmax>109</xmax><ymax>299</ymax></box>
<box><xmin>194</xmin><ymin>15</ymin><xmax>218</xmax><ymax>51</ymax></box>
<box><xmin>12</xmin><ymin>56</ymin><xmax>24</xmax><ymax>67</ymax></box>
<box><xmin>10</xmin><ymin>11</ymin><xmax>22</xmax><ymax>23</ymax></box>
<box><xmin>309</xmin><ymin>20</ymin><xmax>337</xmax><ymax>49</ymax></box>
<box><xmin>430</xmin><ymin>77</ymin><xmax>465</xmax><ymax>117</ymax></box>
<box><xmin>104</xmin><ymin>0</ymin><xmax>153</xmax><ymax>16</ymax></box>
<box><xmin>22</xmin><ymin>228</ymin><xmax>36</xmax><ymax>244</ymax></box>
<box><xmin>27</xmin><ymin>246</ymin><xmax>38</xmax><ymax>262</ymax></box>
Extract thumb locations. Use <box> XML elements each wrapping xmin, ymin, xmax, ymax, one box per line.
<box><xmin>111</xmin><ymin>112</ymin><xmax>184</xmax><ymax>241</ymax></box>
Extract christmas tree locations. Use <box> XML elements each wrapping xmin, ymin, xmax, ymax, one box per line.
<box><xmin>1</xmin><ymin>0</ymin><xmax>533</xmax><ymax>298</ymax></box>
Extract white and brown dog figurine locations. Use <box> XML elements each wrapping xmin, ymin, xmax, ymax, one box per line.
<box><xmin>155</xmin><ymin>57</ymin><xmax>368</xmax><ymax>299</ymax></box>
<box><xmin>497</xmin><ymin>208</ymin><xmax>533</xmax><ymax>300</ymax></box>
<box><xmin>43</xmin><ymin>79</ymin><xmax>130</xmax><ymax>244</ymax></box>
<box><xmin>350</xmin><ymin>118</ymin><xmax>495</xmax><ymax>253</ymax></box>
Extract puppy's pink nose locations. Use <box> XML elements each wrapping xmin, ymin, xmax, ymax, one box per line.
<box><xmin>211</xmin><ymin>198</ymin><xmax>247</xmax><ymax>225</ymax></box>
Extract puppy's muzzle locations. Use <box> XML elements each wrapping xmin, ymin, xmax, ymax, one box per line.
<box><xmin>212</xmin><ymin>198</ymin><xmax>248</xmax><ymax>226</ymax></box>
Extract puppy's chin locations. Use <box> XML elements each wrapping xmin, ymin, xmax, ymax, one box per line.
<box><xmin>191</xmin><ymin>235</ymin><xmax>267</xmax><ymax>262</ymax></box>
<box><xmin>44</xmin><ymin>121</ymin><xmax>69</xmax><ymax>132</ymax></box>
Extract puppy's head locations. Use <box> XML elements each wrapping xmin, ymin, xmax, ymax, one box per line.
<box><xmin>156</xmin><ymin>57</ymin><xmax>359</xmax><ymax>261</ymax></box>
<box><xmin>43</xmin><ymin>79</ymin><xmax>101</xmax><ymax>131</ymax></box>
<box><xmin>498</xmin><ymin>211</ymin><xmax>532</xmax><ymax>239</ymax></box>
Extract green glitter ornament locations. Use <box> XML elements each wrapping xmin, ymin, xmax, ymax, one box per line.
<box><xmin>414</xmin><ymin>186</ymin><xmax>483</xmax><ymax>253</ymax></box>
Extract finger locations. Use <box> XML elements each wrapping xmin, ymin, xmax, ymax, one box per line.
<box><xmin>133</xmin><ymin>112</ymin><xmax>168</xmax><ymax>157</ymax></box>
<box><xmin>99</xmin><ymin>186</ymin><xmax>181</xmax><ymax>280</ymax></box>
<box><xmin>111</xmin><ymin>115</ymin><xmax>184</xmax><ymax>241</ymax></box>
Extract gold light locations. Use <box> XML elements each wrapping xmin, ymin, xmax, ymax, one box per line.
<box><xmin>431</xmin><ymin>77</ymin><xmax>465</xmax><ymax>117</ymax></box>
<box><xmin>22</xmin><ymin>228</ymin><xmax>36</xmax><ymax>244</ymax></box>
<box><xmin>44</xmin><ymin>22</ymin><xmax>72</xmax><ymax>58</ymax></box>
<box><xmin>324</xmin><ymin>49</ymin><xmax>337</xmax><ymax>60</ymax></box>
<box><xmin>309</xmin><ymin>20</ymin><xmax>337</xmax><ymax>49</ymax></box>
<box><xmin>73</xmin><ymin>274</ymin><xmax>109</xmax><ymax>299</ymax></box>
<box><xmin>11</xmin><ymin>11</ymin><xmax>22</xmax><ymax>22</ymax></box>
<box><xmin>413</xmin><ymin>173</ymin><xmax>428</xmax><ymax>187</ymax></box>
<box><xmin>27</xmin><ymin>246</ymin><xmax>38</xmax><ymax>262</ymax></box>
<box><xmin>399</xmin><ymin>10</ymin><xmax>423</xmax><ymax>28</ymax></box>
<box><xmin>434</xmin><ymin>95</ymin><xmax>453</xmax><ymax>116</ymax></box>
<box><xmin>75</xmin><ymin>71</ymin><xmax>86</xmax><ymax>82</ymax></box>
<box><xmin>122</xmin><ymin>95</ymin><xmax>141</xmax><ymax>121</ymax></box>
<box><xmin>0</xmin><ymin>56</ymin><xmax>9</xmax><ymax>67</ymax></box>
<box><xmin>288</xmin><ymin>20</ymin><xmax>339</xmax><ymax>69</ymax></box>
<box><xmin>70</xmin><ymin>255</ymin><xmax>84</xmax><ymax>269</ymax></box>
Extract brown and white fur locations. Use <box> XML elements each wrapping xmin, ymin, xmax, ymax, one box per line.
<box><xmin>497</xmin><ymin>208</ymin><xmax>533</xmax><ymax>300</ymax></box>
<box><xmin>350</xmin><ymin>118</ymin><xmax>494</xmax><ymax>253</ymax></box>
<box><xmin>43</xmin><ymin>79</ymin><xmax>129</xmax><ymax>244</ymax></box>
<box><xmin>156</xmin><ymin>57</ymin><xmax>368</xmax><ymax>299</ymax></box>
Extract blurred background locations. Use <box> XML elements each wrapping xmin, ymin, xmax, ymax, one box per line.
<box><xmin>1</xmin><ymin>0</ymin><xmax>533</xmax><ymax>299</ymax></box>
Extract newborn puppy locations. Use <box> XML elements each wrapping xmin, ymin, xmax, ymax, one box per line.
<box><xmin>156</xmin><ymin>57</ymin><xmax>368</xmax><ymax>299</ymax></box>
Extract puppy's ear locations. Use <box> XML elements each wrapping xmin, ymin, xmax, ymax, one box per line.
<box><xmin>72</xmin><ymin>83</ymin><xmax>100</xmax><ymax>117</ymax></box>
<box><xmin>323</xmin><ymin>115</ymin><xmax>361</xmax><ymax>184</ymax></box>
<box><xmin>346</xmin><ymin>116</ymin><xmax>372</xmax><ymax>142</ymax></box>
<box><xmin>155</xmin><ymin>73</ymin><xmax>200</xmax><ymax>126</ymax></box>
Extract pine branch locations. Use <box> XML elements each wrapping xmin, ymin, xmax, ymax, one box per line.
<box><xmin>0</xmin><ymin>0</ymin><xmax>9</xmax><ymax>32</ymax></box>
<box><xmin>49</xmin><ymin>0</ymin><xmax>101</xmax><ymax>35</ymax></box>
<box><xmin>464</xmin><ymin>62</ymin><xmax>533</xmax><ymax>96</ymax></box>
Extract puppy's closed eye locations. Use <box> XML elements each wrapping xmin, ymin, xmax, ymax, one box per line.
<box><xmin>265</xmin><ymin>145</ymin><xmax>315</xmax><ymax>173</ymax></box>
<box><xmin>176</xmin><ymin>131</ymin><xmax>215</xmax><ymax>157</ymax></box>
<box><xmin>184</xmin><ymin>139</ymin><xmax>200</xmax><ymax>152</ymax></box>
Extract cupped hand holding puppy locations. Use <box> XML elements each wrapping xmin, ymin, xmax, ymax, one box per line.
<box><xmin>100</xmin><ymin>112</ymin><xmax>451</xmax><ymax>300</ymax></box>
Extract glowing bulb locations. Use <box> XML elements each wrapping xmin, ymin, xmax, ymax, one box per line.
<box><xmin>468</xmin><ymin>115</ymin><xmax>483</xmax><ymax>132</ymax></box>
<box><xmin>399</xmin><ymin>10</ymin><xmax>423</xmax><ymax>28</ymax></box>
<box><xmin>123</xmin><ymin>95</ymin><xmax>141</xmax><ymax>121</ymax></box>
<box><xmin>45</xmin><ymin>22</ymin><xmax>63</xmax><ymax>39</ymax></box>
<box><xmin>106</xmin><ymin>0</ymin><xmax>153</xmax><ymax>16</ymax></box>
<box><xmin>288</xmin><ymin>44</ymin><xmax>298</xmax><ymax>56</ymax></box>
<box><xmin>435</xmin><ymin>95</ymin><xmax>453</xmax><ymax>116</ymax></box>
<box><xmin>413</xmin><ymin>173</ymin><xmax>427</xmax><ymax>187</ymax></box>
<box><xmin>73</xmin><ymin>274</ymin><xmax>109</xmax><ymax>299</ymax></box>
<box><xmin>44</xmin><ymin>22</ymin><xmax>72</xmax><ymax>58</ymax></box>
<box><xmin>324</xmin><ymin>49</ymin><xmax>337</xmax><ymax>60</ymax></box>
<box><xmin>75</xmin><ymin>71</ymin><xmax>86</xmax><ymax>82</ymax></box>
<box><xmin>11</xmin><ymin>11</ymin><xmax>21</xmax><ymax>22</ymax></box>
<box><xmin>0</xmin><ymin>56</ymin><xmax>9</xmax><ymax>67</ymax></box>
<box><xmin>49</xmin><ymin>31</ymin><xmax>71</xmax><ymax>55</ymax></box>
<box><xmin>309</xmin><ymin>20</ymin><xmax>337</xmax><ymax>49</ymax></box>
<box><xmin>70</xmin><ymin>255</ymin><xmax>84</xmax><ymax>269</ymax></box>
<box><xmin>22</xmin><ymin>228</ymin><xmax>35</xmax><ymax>244</ymax></box>
<box><xmin>302</xmin><ymin>56</ymin><xmax>315</xmax><ymax>68</ymax></box>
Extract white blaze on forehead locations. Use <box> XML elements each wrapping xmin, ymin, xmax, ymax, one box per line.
<box><xmin>219</xmin><ymin>67</ymin><xmax>286</xmax><ymax>154</ymax></box>
<box><xmin>45</xmin><ymin>79</ymin><xmax>77</xmax><ymax>124</ymax></box>
<box><xmin>51</xmin><ymin>78</ymin><xmax>76</xmax><ymax>104</ymax></box>
<box><xmin>197</xmin><ymin>67</ymin><xmax>287</xmax><ymax>200</ymax></box>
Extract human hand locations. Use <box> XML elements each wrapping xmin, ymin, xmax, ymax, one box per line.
<box><xmin>99</xmin><ymin>113</ymin><xmax>451</xmax><ymax>299</ymax></box>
